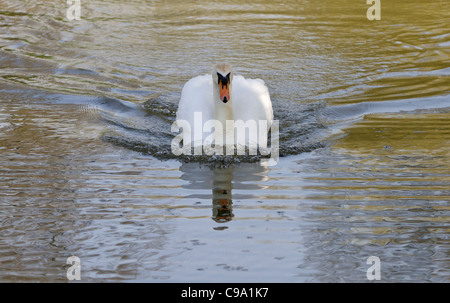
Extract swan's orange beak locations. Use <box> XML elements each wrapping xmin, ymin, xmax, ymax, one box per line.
<box><xmin>219</xmin><ymin>81</ymin><xmax>230</xmax><ymax>103</ymax></box>
<box><xmin>217</xmin><ymin>72</ymin><xmax>231</xmax><ymax>103</ymax></box>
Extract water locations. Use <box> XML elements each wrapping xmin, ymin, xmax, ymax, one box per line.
<box><xmin>0</xmin><ymin>0</ymin><xmax>449</xmax><ymax>282</ymax></box>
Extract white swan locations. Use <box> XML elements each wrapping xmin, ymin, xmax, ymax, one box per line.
<box><xmin>175</xmin><ymin>63</ymin><xmax>273</xmax><ymax>153</ymax></box>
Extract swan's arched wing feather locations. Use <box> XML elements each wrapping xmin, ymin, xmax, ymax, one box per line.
<box><xmin>177</xmin><ymin>75</ymin><xmax>214</xmax><ymax>121</ymax></box>
<box><xmin>232</xmin><ymin>75</ymin><xmax>273</xmax><ymax>123</ymax></box>
<box><xmin>176</xmin><ymin>75</ymin><xmax>214</xmax><ymax>143</ymax></box>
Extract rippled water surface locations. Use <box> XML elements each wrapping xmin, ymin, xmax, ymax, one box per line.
<box><xmin>0</xmin><ymin>0</ymin><xmax>449</xmax><ymax>282</ymax></box>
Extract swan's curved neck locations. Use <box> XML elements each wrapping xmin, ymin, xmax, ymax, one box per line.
<box><xmin>214</xmin><ymin>102</ymin><xmax>233</xmax><ymax>125</ymax></box>
<box><xmin>213</xmin><ymin>84</ymin><xmax>233</xmax><ymax>125</ymax></box>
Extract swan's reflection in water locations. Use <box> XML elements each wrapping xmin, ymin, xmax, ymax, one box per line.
<box><xmin>179</xmin><ymin>162</ymin><xmax>269</xmax><ymax>223</ymax></box>
<box><xmin>212</xmin><ymin>166</ymin><xmax>234</xmax><ymax>223</ymax></box>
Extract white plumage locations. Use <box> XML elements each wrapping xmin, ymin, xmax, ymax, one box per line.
<box><xmin>175</xmin><ymin>63</ymin><xmax>273</xmax><ymax>151</ymax></box>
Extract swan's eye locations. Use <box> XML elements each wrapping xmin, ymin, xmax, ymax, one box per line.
<box><xmin>226</xmin><ymin>73</ymin><xmax>230</xmax><ymax>82</ymax></box>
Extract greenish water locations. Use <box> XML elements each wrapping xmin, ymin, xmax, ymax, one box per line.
<box><xmin>0</xmin><ymin>0</ymin><xmax>449</xmax><ymax>282</ymax></box>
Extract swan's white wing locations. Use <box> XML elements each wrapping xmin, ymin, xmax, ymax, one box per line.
<box><xmin>232</xmin><ymin>75</ymin><xmax>273</xmax><ymax>124</ymax></box>
<box><xmin>232</xmin><ymin>75</ymin><xmax>274</xmax><ymax>147</ymax></box>
<box><xmin>176</xmin><ymin>75</ymin><xmax>214</xmax><ymax>145</ymax></box>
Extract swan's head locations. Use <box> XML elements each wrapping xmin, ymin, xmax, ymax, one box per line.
<box><xmin>213</xmin><ymin>63</ymin><xmax>233</xmax><ymax>103</ymax></box>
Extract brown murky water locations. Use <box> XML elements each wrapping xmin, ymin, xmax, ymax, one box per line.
<box><xmin>0</xmin><ymin>0</ymin><xmax>449</xmax><ymax>282</ymax></box>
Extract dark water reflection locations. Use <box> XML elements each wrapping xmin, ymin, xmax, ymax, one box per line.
<box><xmin>180</xmin><ymin>163</ymin><xmax>271</xmax><ymax>224</ymax></box>
<box><xmin>0</xmin><ymin>0</ymin><xmax>449</xmax><ymax>282</ymax></box>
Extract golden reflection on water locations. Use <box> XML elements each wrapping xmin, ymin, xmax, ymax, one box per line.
<box><xmin>315</xmin><ymin>112</ymin><xmax>450</xmax><ymax>246</ymax></box>
<box><xmin>336</xmin><ymin>113</ymin><xmax>450</xmax><ymax>158</ymax></box>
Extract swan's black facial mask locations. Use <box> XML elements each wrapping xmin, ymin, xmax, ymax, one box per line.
<box><xmin>217</xmin><ymin>73</ymin><xmax>230</xmax><ymax>86</ymax></box>
<box><xmin>217</xmin><ymin>72</ymin><xmax>231</xmax><ymax>103</ymax></box>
